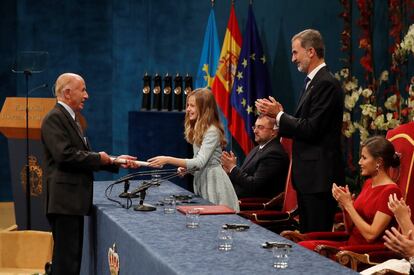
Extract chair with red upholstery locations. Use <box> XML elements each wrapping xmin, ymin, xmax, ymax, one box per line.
<box><xmin>335</xmin><ymin>122</ymin><xmax>414</xmax><ymax>270</ymax></box>
<box><xmin>238</xmin><ymin>138</ymin><xmax>300</xmax><ymax>233</ymax></box>
<box><xmin>281</xmin><ymin>122</ymin><xmax>414</xmax><ymax>271</ymax></box>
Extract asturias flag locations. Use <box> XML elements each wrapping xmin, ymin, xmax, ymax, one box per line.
<box><xmin>195</xmin><ymin>8</ymin><xmax>220</xmax><ymax>89</ymax></box>
<box><xmin>211</xmin><ymin>4</ymin><xmax>242</xmax><ymax>128</ymax></box>
<box><xmin>230</xmin><ymin>4</ymin><xmax>273</xmax><ymax>155</ymax></box>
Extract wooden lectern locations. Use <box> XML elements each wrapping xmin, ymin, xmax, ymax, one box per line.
<box><xmin>0</xmin><ymin>97</ymin><xmax>55</xmax><ymax>230</ymax></box>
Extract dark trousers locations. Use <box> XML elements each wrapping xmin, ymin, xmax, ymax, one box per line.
<box><xmin>47</xmin><ymin>214</ymin><xmax>84</xmax><ymax>275</ymax></box>
<box><xmin>297</xmin><ymin>191</ymin><xmax>336</xmax><ymax>233</ymax></box>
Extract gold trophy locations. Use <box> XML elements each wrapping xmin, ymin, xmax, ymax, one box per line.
<box><xmin>163</xmin><ymin>73</ymin><xmax>172</xmax><ymax>111</ymax></box>
<box><xmin>173</xmin><ymin>73</ymin><xmax>183</xmax><ymax>111</ymax></box>
<box><xmin>152</xmin><ymin>73</ymin><xmax>162</xmax><ymax>111</ymax></box>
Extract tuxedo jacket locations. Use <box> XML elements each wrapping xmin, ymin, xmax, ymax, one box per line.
<box><xmin>41</xmin><ymin>104</ymin><xmax>116</xmax><ymax>216</ymax></box>
<box><xmin>229</xmin><ymin>138</ymin><xmax>289</xmax><ymax>198</ymax></box>
<box><xmin>279</xmin><ymin>66</ymin><xmax>345</xmax><ymax>194</ymax></box>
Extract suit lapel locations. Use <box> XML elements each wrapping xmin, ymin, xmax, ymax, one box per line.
<box><xmin>241</xmin><ymin>146</ymin><xmax>260</xmax><ymax>169</ymax></box>
<box><xmin>295</xmin><ymin>84</ymin><xmax>314</xmax><ymax>115</ymax></box>
<box><xmin>56</xmin><ymin>104</ymin><xmax>89</xmax><ymax>149</ymax></box>
<box><xmin>294</xmin><ymin>66</ymin><xmax>328</xmax><ymax>116</ymax></box>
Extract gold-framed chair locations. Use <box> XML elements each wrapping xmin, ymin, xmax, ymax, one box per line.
<box><xmin>0</xmin><ymin>229</ymin><xmax>53</xmax><ymax>274</ymax></box>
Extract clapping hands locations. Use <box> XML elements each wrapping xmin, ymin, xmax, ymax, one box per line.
<box><xmin>332</xmin><ymin>183</ymin><xmax>353</xmax><ymax>209</ymax></box>
<box><xmin>255</xmin><ymin>96</ymin><xmax>283</xmax><ymax>117</ymax></box>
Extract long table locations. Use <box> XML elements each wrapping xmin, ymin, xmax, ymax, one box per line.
<box><xmin>80</xmin><ymin>181</ymin><xmax>356</xmax><ymax>274</ymax></box>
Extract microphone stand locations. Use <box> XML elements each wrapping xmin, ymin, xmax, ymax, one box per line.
<box><xmin>113</xmin><ymin>169</ymin><xmax>176</xmax><ymax>199</ymax></box>
<box><xmin>12</xmin><ymin>51</ymin><xmax>48</xmax><ymax>230</ymax></box>
<box><xmin>128</xmin><ymin>167</ymin><xmax>198</xmax><ymax>212</ymax></box>
<box><xmin>133</xmin><ymin>185</ymin><xmax>156</xmax><ymax>211</ymax></box>
<box><xmin>118</xmin><ymin>180</ymin><xmax>139</xmax><ymax>198</ymax></box>
<box><xmin>24</xmin><ymin>70</ymin><xmax>31</xmax><ymax>229</ymax></box>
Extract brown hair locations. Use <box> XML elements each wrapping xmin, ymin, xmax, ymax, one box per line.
<box><xmin>292</xmin><ymin>29</ymin><xmax>325</xmax><ymax>59</ymax></box>
<box><xmin>184</xmin><ymin>88</ymin><xmax>226</xmax><ymax>148</ymax></box>
<box><xmin>361</xmin><ymin>136</ymin><xmax>400</xmax><ymax>169</ymax></box>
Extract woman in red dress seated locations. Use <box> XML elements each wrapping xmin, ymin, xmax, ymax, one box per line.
<box><xmin>299</xmin><ymin>136</ymin><xmax>402</xmax><ymax>250</ymax></box>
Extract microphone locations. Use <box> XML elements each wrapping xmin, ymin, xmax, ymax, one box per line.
<box><xmin>113</xmin><ymin>168</ymin><xmax>178</xmax><ymax>199</ymax></box>
<box><xmin>28</xmin><ymin>83</ymin><xmax>48</xmax><ymax>95</ymax></box>
<box><xmin>113</xmin><ymin>168</ymin><xmax>177</xmax><ymax>185</ymax></box>
<box><xmin>127</xmin><ymin>167</ymin><xmax>199</xmax><ymax>197</ymax></box>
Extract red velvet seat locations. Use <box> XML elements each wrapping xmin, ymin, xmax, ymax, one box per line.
<box><xmin>281</xmin><ymin>122</ymin><xmax>414</xmax><ymax>271</ymax></box>
<box><xmin>238</xmin><ymin>138</ymin><xmax>299</xmax><ymax>233</ymax></box>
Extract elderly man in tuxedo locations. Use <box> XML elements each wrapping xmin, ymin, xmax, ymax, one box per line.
<box><xmin>256</xmin><ymin>29</ymin><xmax>345</xmax><ymax>233</ymax></box>
<box><xmin>221</xmin><ymin>115</ymin><xmax>288</xmax><ymax>199</ymax></box>
<box><xmin>41</xmin><ymin>73</ymin><xmax>138</xmax><ymax>275</ymax></box>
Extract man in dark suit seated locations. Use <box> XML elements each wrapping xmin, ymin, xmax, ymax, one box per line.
<box><xmin>41</xmin><ymin>73</ymin><xmax>138</xmax><ymax>275</ymax></box>
<box><xmin>221</xmin><ymin>115</ymin><xmax>289</xmax><ymax>199</ymax></box>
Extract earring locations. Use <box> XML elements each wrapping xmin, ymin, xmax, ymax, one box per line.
<box><xmin>376</xmin><ymin>163</ymin><xmax>380</xmax><ymax>172</ymax></box>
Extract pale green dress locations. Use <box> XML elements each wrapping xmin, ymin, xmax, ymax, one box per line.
<box><xmin>186</xmin><ymin>126</ymin><xmax>240</xmax><ymax>211</ymax></box>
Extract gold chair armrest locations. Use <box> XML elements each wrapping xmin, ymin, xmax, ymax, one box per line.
<box><xmin>280</xmin><ymin>230</ymin><xmax>307</xmax><ymax>242</ymax></box>
<box><xmin>315</xmin><ymin>244</ymin><xmax>340</xmax><ymax>258</ymax></box>
<box><xmin>263</xmin><ymin>192</ymin><xmax>284</xmax><ymax>210</ymax></box>
<box><xmin>1</xmin><ymin>224</ymin><xmax>18</xmax><ymax>232</ymax></box>
<box><xmin>336</xmin><ymin>250</ymin><xmax>379</xmax><ymax>271</ymax></box>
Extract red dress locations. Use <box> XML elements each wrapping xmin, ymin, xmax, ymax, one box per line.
<box><xmin>299</xmin><ymin>179</ymin><xmax>402</xmax><ymax>250</ymax></box>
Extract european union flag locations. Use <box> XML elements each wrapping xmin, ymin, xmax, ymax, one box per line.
<box><xmin>230</xmin><ymin>4</ymin><xmax>272</xmax><ymax>153</ymax></box>
<box><xmin>195</xmin><ymin>9</ymin><xmax>220</xmax><ymax>89</ymax></box>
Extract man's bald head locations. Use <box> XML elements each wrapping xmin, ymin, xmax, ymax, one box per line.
<box><xmin>55</xmin><ymin>73</ymin><xmax>84</xmax><ymax>99</ymax></box>
<box><xmin>55</xmin><ymin>73</ymin><xmax>88</xmax><ymax>112</ymax></box>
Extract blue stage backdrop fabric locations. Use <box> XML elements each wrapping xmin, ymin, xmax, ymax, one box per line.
<box><xmin>0</xmin><ymin>0</ymin><xmax>392</xmax><ymax>200</ymax></box>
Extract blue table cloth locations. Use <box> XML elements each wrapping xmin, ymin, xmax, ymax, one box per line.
<box><xmin>81</xmin><ymin>181</ymin><xmax>357</xmax><ymax>275</ymax></box>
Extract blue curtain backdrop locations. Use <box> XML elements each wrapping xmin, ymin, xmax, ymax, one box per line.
<box><xmin>0</xmin><ymin>0</ymin><xmax>392</xmax><ymax>201</ymax></box>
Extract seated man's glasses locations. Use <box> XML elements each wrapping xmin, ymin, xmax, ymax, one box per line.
<box><xmin>251</xmin><ymin>125</ymin><xmax>273</xmax><ymax>131</ymax></box>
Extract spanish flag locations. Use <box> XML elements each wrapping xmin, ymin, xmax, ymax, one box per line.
<box><xmin>211</xmin><ymin>4</ymin><xmax>242</xmax><ymax>143</ymax></box>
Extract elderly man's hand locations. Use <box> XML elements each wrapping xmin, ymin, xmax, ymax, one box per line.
<box><xmin>116</xmin><ymin>155</ymin><xmax>140</xmax><ymax>169</ymax></box>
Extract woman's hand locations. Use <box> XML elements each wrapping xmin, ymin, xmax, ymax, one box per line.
<box><xmin>147</xmin><ymin>156</ymin><xmax>168</xmax><ymax>168</ymax></box>
<box><xmin>384</xmin><ymin>227</ymin><xmax>414</xmax><ymax>259</ymax></box>
<box><xmin>116</xmin><ymin>155</ymin><xmax>139</xmax><ymax>169</ymax></box>
<box><xmin>388</xmin><ymin>193</ymin><xmax>411</xmax><ymax>221</ymax></box>
<box><xmin>332</xmin><ymin>183</ymin><xmax>353</xmax><ymax>209</ymax></box>
<box><xmin>177</xmin><ymin>167</ymin><xmax>187</xmax><ymax>177</ymax></box>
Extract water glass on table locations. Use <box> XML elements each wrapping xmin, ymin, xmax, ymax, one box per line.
<box><xmin>272</xmin><ymin>243</ymin><xmax>291</xmax><ymax>269</ymax></box>
<box><xmin>217</xmin><ymin>229</ymin><xmax>233</xmax><ymax>251</ymax></box>
<box><xmin>185</xmin><ymin>208</ymin><xmax>200</xmax><ymax>228</ymax></box>
<box><xmin>163</xmin><ymin>196</ymin><xmax>176</xmax><ymax>214</ymax></box>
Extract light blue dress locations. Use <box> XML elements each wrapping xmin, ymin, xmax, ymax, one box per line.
<box><xmin>186</xmin><ymin>126</ymin><xmax>240</xmax><ymax>211</ymax></box>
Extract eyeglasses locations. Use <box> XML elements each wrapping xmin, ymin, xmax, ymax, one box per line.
<box><xmin>251</xmin><ymin>125</ymin><xmax>274</xmax><ymax>131</ymax></box>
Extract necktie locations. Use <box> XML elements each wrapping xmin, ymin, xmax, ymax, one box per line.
<box><xmin>75</xmin><ymin>116</ymin><xmax>84</xmax><ymax>137</ymax></box>
<box><xmin>301</xmin><ymin>76</ymin><xmax>311</xmax><ymax>97</ymax></box>
<box><xmin>297</xmin><ymin>76</ymin><xmax>311</xmax><ymax>105</ymax></box>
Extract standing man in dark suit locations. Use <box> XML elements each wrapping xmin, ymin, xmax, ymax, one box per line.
<box><xmin>41</xmin><ymin>73</ymin><xmax>138</xmax><ymax>275</ymax></box>
<box><xmin>221</xmin><ymin>115</ymin><xmax>289</xmax><ymax>199</ymax></box>
<box><xmin>256</xmin><ymin>29</ymin><xmax>344</xmax><ymax>233</ymax></box>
